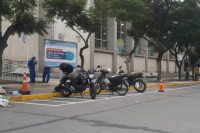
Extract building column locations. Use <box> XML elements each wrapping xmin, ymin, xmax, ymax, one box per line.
<box><xmin>90</xmin><ymin>33</ymin><xmax>95</xmax><ymax>70</ymax></box>
<box><xmin>175</xmin><ymin>62</ymin><xmax>177</xmax><ymax>73</ymax></box>
<box><xmin>145</xmin><ymin>48</ymin><xmax>148</xmax><ymax>72</ymax></box>
<box><xmin>107</xmin><ymin>18</ymin><xmax>117</xmax><ymax>73</ymax></box>
<box><xmin>140</xmin><ymin>39</ymin><xmax>148</xmax><ymax>72</ymax></box>
<box><xmin>38</xmin><ymin>0</ymin><xmax>53</xmax><ymax>72</ymax></box>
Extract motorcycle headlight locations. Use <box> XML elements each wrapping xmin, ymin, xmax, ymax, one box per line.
<box><xmin>108</xmin><ymin>68</ymin><xmax>111</xmax><ymax>73</ymax></box>
<box><xmin>123</xmin><ymin>77</ymin><xmax>128</xmax><ymax>80</ymax></box>
<box><xmin>92</xmin><ymin>79</ymin><xmax>97</xmax><ymax>83</ymax></box>
<box><xmin>89</xmin><ymin>74</ymin><xmax>95</xmax><ymax>79</ymax></box>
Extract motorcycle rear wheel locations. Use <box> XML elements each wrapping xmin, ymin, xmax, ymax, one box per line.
<box><xmin>61</xmin><ymin>88</ymin><xmax>72</xmax><ymax>97</ymax></box>
<box><xmin>116</xmin><ymin>82</ymin><xmax>128</xmax><ymax>96</ymax></box>
<box><xmin>134</xmin><ymin>79</ymin><xmax>146</xmax><ymax>93</ymax></box>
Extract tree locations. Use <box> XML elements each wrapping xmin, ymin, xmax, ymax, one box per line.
<box><xmin>108</xmin><ymin>0</ymin><xmax>151</xmax><ymax>72</ymax></box>
<box><xmin>43</xmin><ymin>0</ymin><xmax>108</xmax><ymax>70</ymax></box>
<box><xmin>143</xmin><ymin>0</ymin><xmax>180</xmax><ymax>80</ymax></box>
<box><xmin>188</xmin><ymin>44</ymin><xmax>200</xmax><ymax>79</ymax></box>
<box><xmin>0</xmin><ymin>0</ymin><xmax>48</xmax><ymax>75</ymax></box>
<box><xmin>166</xmin><ymin>0</ymin><xmax>200</xmax><ymax>80</ymax></box>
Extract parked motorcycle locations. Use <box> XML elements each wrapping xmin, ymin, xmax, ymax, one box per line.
<box><xmin>116</xmin><ymin>65</ymin><xmax>146</xmax><ymax>93</ymax></box>
<box><xmin>97</xmin><ymin>67</ymin><xmax>129</xmax><ymax>96</ymax></box>
<box><xmin>54</xmin><ymin>63</ymin><xmax>97</xmax><ymax>99</ymax></box>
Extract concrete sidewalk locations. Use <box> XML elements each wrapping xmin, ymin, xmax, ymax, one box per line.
<box><xmin>1</xmin><ymin>77</ymin><xmax>200</xmax><ymax>102</ymax></box>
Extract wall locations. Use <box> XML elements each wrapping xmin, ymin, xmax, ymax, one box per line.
<box><xmin>94</xmin><ymin>52</ymin><xmax>113</xmax><ymax>72</ymax></box>
<box><xmin>117</xmin><ymin>54</ymin><xmax>127</xmax><ymax>73</ymax></box>
<box><xmin>169</xmin><ymin>61</ymin><xmax>176</xmax><ymax>73</ymax></box>
<box><xmin>148</xmin><ymin>58</ymin><xmax>157</xmax><ymax>72</ymax></box>
<box><xmin>2</xmin><ymin>21</ymin><xmax>39</xmax><ymax>63</ymax></box>
<box><xmin>162</xmin><ymin>59</ymin><xmax>167</xmax><ymax>72</ymax></box>
<box><xmin>134</xmin><ymin>56</ymin><xmax>145</xmax><ymax>72</ymax></box>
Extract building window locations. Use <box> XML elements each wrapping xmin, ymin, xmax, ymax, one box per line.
<box><xmin>148</xmin><ymin>46</ymin><xmax>153</xmax><ymax>56</ymax></box>
<box><xmin>95</xmin><ymin>16</ymin><xmax>108</xmax><ymax>50</ymax></box>
<box><xmin>134</xmin><ymin>46</ymin><xmax>140</xmax><ymax>55</ymax></box>
<box><xmin>117</xmin><ymin>21</ymin><xmax>126</xmax><ymax>52</ymax></box>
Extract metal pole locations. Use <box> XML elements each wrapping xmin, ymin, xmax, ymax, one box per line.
<box><xmin>144</xmin><ymin>48</ymin><xmax>148</xmax><ymax>72</ymax></box>
<box><xmin>146</xmin><ymin>49</ymin><xmax>148</xmax><ymax>72</ymax></box>
<box><xmin>27</xmin><ymin>43</ymin><xmax>28</xmax><ymax>62</ymax></box>
<box><xmin>0</xmin><ymin>14</ymin><xmax>2</xmax><ymax>39</ymax></box>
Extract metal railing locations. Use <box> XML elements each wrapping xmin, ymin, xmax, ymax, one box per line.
<box><xmin>1</xmin><ymin>60</ymin><xmax>27</xmax><ymax>82</ymax></box>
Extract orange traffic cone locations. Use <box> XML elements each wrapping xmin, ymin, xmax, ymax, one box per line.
<box><xmin>158</xmin><ymin>78</ymin><xmax>164</xmax><ymax>92</ymax></box>
<box><xmin>19</xmin><ymin>72</ymin><xmax>31</xmax><ymax>95</ymax></box>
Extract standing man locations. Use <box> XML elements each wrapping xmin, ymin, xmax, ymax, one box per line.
<box><xmin>194</xmin><ymin>65</ymin><xmax>199</xmax><ymax>81</ymax></box>
<box><xmin>185</xmin><ymin>66</ymin><xmax>190</xmax><ymax>80</ymax></box>
<box><xmin>42</xmin><ymin>67</ymin><xmax>50</xmax><ymax>83</ymax></box>
<box><xmin>27</xmin><ymin>56</ymin><xmax>37</xmax><ymax>83</ymax></box>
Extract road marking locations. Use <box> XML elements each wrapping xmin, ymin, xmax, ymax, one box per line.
<box><xmin>15</xmin><ymin>85</ymin><xmax>200</xmax><ymax>107</ymax></box>
<box><xmin>15</xmin><ymin>102</ymin><xmax>70</xmax><ymax>107</ymax></box>
<box><xmin>51</xmin><ymin>97</ymin><xmax>93</xmax><ymax>101</ymax></box>
<box><xmin>33</xmin><ymin>99</ymin><xmax>75</xmax><ymax>103</ymax></box>
<box><xmin>62</xmin><ymin>85</ymin><xmax>200</xmax><ymax>106</ymax></box>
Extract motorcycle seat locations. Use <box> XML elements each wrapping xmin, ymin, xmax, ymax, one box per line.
<box><xmin>108</xmin><ymin>75</ymin><xmax>124</xmax><ymax>81</ymax></box>
<box><xmin>69</xmin><ymin>74</ymin><xmax>81</xmax><ymax>81</ymax></box>
<box><xmin>127</xmin><ymin>73</ymin><xmax>143</xmax><ymax>78</ymax></box>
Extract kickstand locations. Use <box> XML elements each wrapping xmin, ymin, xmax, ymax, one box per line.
<box><xmin>80</xmin><ymin>92</ymin><xmax>83</xmax><ymax>98</ymax></box>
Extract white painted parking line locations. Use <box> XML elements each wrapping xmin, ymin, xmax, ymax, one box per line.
<box><xmin>33</xmin><ymin>99</ymin><xmax>75</xmax><ymax>103</ymax></box>
<box><xmin>15</xmin><ymin>85</ymin><xmax>200</xmax><ymax>107</ymax></box>
<box><xmin>51</xmin><ymin>97</ymin><xmax>93</xmax><ymax>101</ymax></box>
<box><xmin>16</xmin><ymin>102</ymin><xmax>70</xmax><ymax>107</ymax></box>
<box><xmin>95</xmin><ymin>96</ymin><xmax>113</xmax><ymax>99</ymax></box>
<box><xmin>56</xmin><ymin>85</ymin><xmax>200</xmax><ymax>106</ymax></box>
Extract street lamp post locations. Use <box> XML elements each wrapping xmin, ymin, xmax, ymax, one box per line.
<box><xmin>0</xmin><ymin>15</ymin><xmax>2</xmax><ymax>39</ymax></box>
<box><xmin>144</xmin><ymin>48</ymin><xmax>148</xmax><ymax>72</ymax></box>
<box><xmin>23</xmin><ymin>34</ymin><xmax>28</xmax><ymax>61</ymax></box>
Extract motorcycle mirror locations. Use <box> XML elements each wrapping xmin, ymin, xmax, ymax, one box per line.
<box><xmin>97</xmin><ymin>65</ymin><xmax>101</xmax><ymax>68</ymax></box>
<box><xmin>120</xmin><ymin>70</ymin><xmax>124</xmax><ymax>74</ymax></box>
<box><xmin>77</xmin><ymin>65</ymin><xmax>81</xmax><ymax>68</ymax></box>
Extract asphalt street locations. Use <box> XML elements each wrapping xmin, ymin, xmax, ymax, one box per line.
<box><xmin>1</xmin><ymin>83</ymin><xmax>200</xmax><ymax>133</ymax></box>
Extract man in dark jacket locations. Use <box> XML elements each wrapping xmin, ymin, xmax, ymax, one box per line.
<box><xmin>27</xmin><ymin>56</ymin><xmax>37</xmax><ymax>83</ymax></box>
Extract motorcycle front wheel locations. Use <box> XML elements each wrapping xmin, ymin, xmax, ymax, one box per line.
<box><xmin>134</xmin><ymin>79</ymin><xmax>146</xmax><ymax>93</ymax></box>
<box><xmin>90</xmin><ymin>83</ymin><xmax>97</xmax><ymax>99</ymax></box>
<box><xmin>61</xmin><ymin>88</ymin><xmax>72</xmax><ymax>97</ymax></box>
<box><xmin>116</xmin><ymin>82</ymin><xmax>128</xmax><ymax>96</ymax></box>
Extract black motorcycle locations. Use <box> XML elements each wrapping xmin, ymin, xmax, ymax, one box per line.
<box><xmin>97</xmin><ymin>69</ymin><xmax>129</xmax><ymax>96</ymax></box>
<box><xmin>54</xmin><ymin>63</ymin><xmax>97</xmax><ymax>99</ymax></box>
<box><xmin>116</xmin><ymin>65</ymin><xmax>146</xmax><ymax>93</ymax></box>
<box><xmin>126</xmin><ymin>73</ymin><xmax>146</xmax><ymax>93</ymax></box>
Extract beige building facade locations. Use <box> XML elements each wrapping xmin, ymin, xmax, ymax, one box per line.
<box><xmin>1</xmin><ymin>0</ymin><xmax>178</xmax><ymax>74</ymax></box>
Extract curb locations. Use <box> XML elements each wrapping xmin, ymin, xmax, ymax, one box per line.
<box><xmin>8</xmin><ymin>81</ymin><xmax>198</xmax><ymax>102</ymax></box>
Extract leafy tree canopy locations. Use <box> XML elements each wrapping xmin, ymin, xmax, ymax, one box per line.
<box><xmin>43</xmin><ymin>0</ymin><xmax>107</xmax><ymax>34</ymax></box>
<box><xmin>1</xmin><ymin>0</ymin><xmax>48</xmax><ymax>37</ymax></box>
